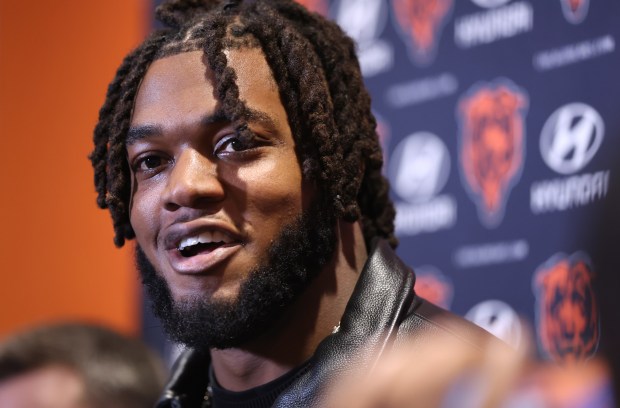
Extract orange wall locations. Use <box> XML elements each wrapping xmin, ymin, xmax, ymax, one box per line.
<box><xmin>0</xmin><ymin>1</ymin><xmax>148</xmax><ymax>337</ymax></box>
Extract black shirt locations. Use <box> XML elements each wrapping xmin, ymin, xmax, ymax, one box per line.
<box><xmin>208</xmin><ymin>361</ymin><xmax>312</xmax><ymax>408</ymax></box>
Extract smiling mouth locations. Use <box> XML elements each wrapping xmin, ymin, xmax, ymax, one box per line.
<box><xmin>179</xmin><ymin>242</ymin><xmax>225</xmax><ymax>257</ymax></box>
<box><xmin>177</xmin><ymin>231</ymin><xmax>235</xmax><ymax>258</ymax></box>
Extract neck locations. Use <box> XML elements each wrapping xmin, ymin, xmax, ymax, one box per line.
<box><xmin>210</xmin><ymin>220</ymin><xmax>367</xmax><ymax>391</ymax></box>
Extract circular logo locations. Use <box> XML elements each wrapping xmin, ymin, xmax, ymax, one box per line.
<box><xmin>465</xmin><ymin>300</ymin><xmax>523</xmax><ymax>348</ymax></box>
<box><xmin>470</xmin><ymin>0</ymin><xmax>511</xmax><ymax>8</ymax></box>
<box><xmin>389</xmin><ymin>132</ymin><xmax>451</xmax><ymax>203</ymax></box>
<box><xmin>332</xmin><ymin>0</ymin><xmax>388</xmax><ymax>45</ymax></box>
<box><xmin>540</xmin><ymin>103</ymin><xmax>604</xmax><ymax>175</ymax></box>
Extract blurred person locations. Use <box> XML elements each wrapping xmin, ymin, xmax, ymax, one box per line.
<box><xmin>90</xmin><ymin>0</ymin><xmax>502</xmax><ymax>407</ymax></box>
<box><xmin>325</xmin><ymin>324</ymin><xmax>615</xmax><ymax>408</ymax></box>
<box><xmin>0</xmin><ymin>322</ymin><xmax>167</xmax><ymax>408</ymax></box>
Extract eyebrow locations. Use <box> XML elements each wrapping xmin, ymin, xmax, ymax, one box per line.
<box><xmin>245</xmin><ymin>108</ymin><xmax>278</xmax><ymax>130</ymax></box>
<box><xmin>125</xmin><ymin>107</ymin><xmax>279</xmax><ymax>146</ymax></box>
<box><xmin>126</xmin><ymin>124</ymin><xmax>163</xmax><ymax>145</ymax></box>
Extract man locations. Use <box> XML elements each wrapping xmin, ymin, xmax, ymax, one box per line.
<box><xmin>0</xmin><ymin>323</ymin><xmax>166</xmax><ymax>408</ymax></box>
<box><xmin>91</xmin><ymin>1</ymin><xmax>498</xmax><ymax>406</ymax></box>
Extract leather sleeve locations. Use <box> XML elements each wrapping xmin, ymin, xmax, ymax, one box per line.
<box><xmin>395</xmin><ymin>296</ymin><xmax>511</xmax><ymax>351</ymax></box>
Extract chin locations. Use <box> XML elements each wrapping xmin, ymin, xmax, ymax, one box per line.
<box><xmin>174</xmin><ymin>286</ymin><xmax>241</xmax><ymax>305</ymax></box>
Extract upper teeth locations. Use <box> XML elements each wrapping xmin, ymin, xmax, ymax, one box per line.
<box><xmin>178</xmin><ymin>231</ymin><xmax>231</xmax><ymax>251</ymax></box>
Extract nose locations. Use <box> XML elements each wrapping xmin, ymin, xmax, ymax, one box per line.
<box><xmin>162</xmin><ymin>148</ymin><xmax>225</xmax><ymax>211</ymax></box>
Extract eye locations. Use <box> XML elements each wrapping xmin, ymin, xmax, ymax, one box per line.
<box><xmin>213</xmin><ymin>131</ymin><xmax>261</xmax><ymax>158</ymax></box>
<box><xmin>133</xmin><ymin>153</ymin><xmax>168</xmax><ymax>174</ymax></box>
<box><xmin>141</xmin><ymin>156</ymin><xmax>163</xmax><ymax>169</ymax></box>
<box><xmin>217</xmin><ymin>137</ymin><xmax>247</xmax><ymax>153</ymax></box>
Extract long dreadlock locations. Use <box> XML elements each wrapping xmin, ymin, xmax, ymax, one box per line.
<box><xmin>91</xmin><ymin>0</ymin><xmax>397</xmax><ymax>249</ymax></box>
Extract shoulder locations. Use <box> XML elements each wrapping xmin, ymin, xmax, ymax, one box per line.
<box><xmin>395</xmin><ymin>296</ymin><xmax>508</xmax><ymax>351</ymax></box>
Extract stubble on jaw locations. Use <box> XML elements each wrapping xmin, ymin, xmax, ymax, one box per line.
<box><xmin>137</xmin><ymin>200</ymin><xmax>337</xmax><ymax>350</ymax></box>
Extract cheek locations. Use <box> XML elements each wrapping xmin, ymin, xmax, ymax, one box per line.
<box><xmin>129</xmin><ymin>185</ymin><xmax>162</xmax><ymax>242</ymax></box>
<box><xmin>234</xmin><ymin>157</ymin><xmax>306</xmax><ymax>215</ymax></box>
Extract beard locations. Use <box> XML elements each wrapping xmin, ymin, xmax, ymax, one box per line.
<box><xmin>137</xmin><ymin>201</ymin><xmax>337</xmax><ymax>350</ymax></box>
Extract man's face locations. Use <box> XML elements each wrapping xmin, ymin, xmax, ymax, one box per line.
<box><xmin>127</xmin><ymin>48</ymin><xmax>337</xmax><ymax>349</ymax></box>
<box><xmin>128</xmin><ymin>48</ymin><xmax>312</xmax><ymax>304</ymax></box>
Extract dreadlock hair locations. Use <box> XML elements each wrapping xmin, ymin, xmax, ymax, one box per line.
<box><xmin>91</xmin><ymin>0</ymin><xmax>397</xmax><ymax>249</ymax></box>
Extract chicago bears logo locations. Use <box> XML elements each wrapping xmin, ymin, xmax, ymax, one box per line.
<box><xmin>413</xmin><ymin>266</ymin><xmax>454</xmax><ymax>309</ymax></box>
<box><xmin>533</xmin><ymin>253</ymin><xmax>600</xmax><ymax>364</ymax></box>
<box><xmin>457</xmin><ymin>79</ymin><xmax>528</xmax><ymax>228</ymax></box>
<box><xmin>295</xmin><ymin>0</ymin><xmax>328</xmax><ymax>15</ymax></box>
<box><xmin>560</xmin><ymin>0</ymin><xmax>590</xmax><ymax>24</ymax></box>
<box><xmin>391</xmin><ymin>0</ymin><xmax>454</xmax><ymax>66</ymax></box>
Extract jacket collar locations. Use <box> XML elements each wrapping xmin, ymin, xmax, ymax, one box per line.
<box><xmin>273</xmin><ymin>239</ymin><xmax>415</xmax><ymax>407</ymax></box>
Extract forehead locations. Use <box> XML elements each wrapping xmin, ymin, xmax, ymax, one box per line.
<box><xmin>131</xmin><ymin>48</ymin><xmax>284</xmax><ymax>129</ymax></box>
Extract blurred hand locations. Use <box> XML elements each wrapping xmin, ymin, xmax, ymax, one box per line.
<box><xmin>326</xmin><ymin>325</ymin><xmax>526</xmax><ymax>408</ymax></box>
<box><xmin>325</xmin><ymin>324</ymin><xmax>614</xmax><ymax>408</ymax></box>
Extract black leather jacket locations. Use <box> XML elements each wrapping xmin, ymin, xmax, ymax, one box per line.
<box><xmin>156</xmin><ymin>240</ymin><xmax>498</xmax><ymax>407</ymax></box>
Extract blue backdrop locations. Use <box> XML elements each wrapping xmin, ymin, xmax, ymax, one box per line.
<box><xmin>145</xmin><ymin>0</ymin><xmax>620</xmax><ymax>364</ymax></box>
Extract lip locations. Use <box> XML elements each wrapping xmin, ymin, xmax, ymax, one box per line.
<box><xmin>163</xmin><ymin>220</ymin><xmax>243</xmax><ymax>250</ymax></box>
<box><xmin>166</xmin><ymin>242</ymin><xmax>242</xmax><ymax>275</ymax></box>
<box><xmin>161</xmin><ymin>220</ymin><xmax>244</xmax><ymax>275</ymax></box>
